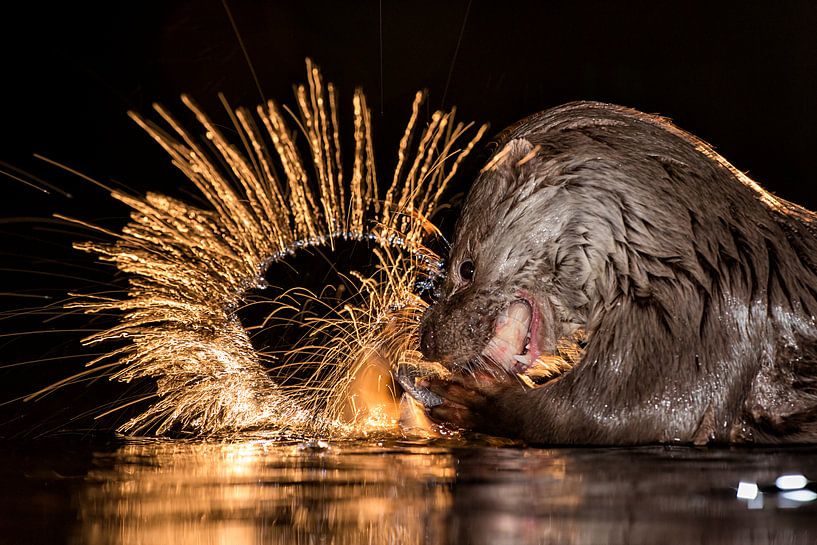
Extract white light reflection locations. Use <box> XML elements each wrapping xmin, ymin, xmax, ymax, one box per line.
<box><xmin>780</xmin><ymin>489</ymin><xmax>817</xmax><ymax>503</ymax></box>
<box><xmin>746</xmin><ymin>493</ymin><xmax>764</xmax><ymax>510</ymax></box>
<box><xmin>775</xmin><ymin>474</ymin><xmax>808</xmax><ymax>490</ymax></box>
<box><xmin>736</xmin><ymin>481</ymin><xmax>758</xmax><ymax>500</ymax></box>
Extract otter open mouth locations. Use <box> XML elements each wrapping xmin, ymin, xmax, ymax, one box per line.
<box><xmin>482</xmin><ymin>299</ymin><xmax>540</xmax><ymax>373</ymax></box>
<box><xmin>481</xmin><ymin>297</ymin><xmax>580</xmax><ymax>383</ymax></box>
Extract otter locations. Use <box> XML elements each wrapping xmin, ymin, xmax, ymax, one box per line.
<box><xmin>417</xmin><ymin>101</ymin><xmax>817</xmax><ymax>445</ymax></box>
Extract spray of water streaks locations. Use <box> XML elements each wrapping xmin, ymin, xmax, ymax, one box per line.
<box><xmin>55</xmin><ymin>60</ymin><xmax>486</xmax><ymax>436</ymax></box>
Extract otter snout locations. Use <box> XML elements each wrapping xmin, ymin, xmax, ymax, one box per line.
<box><xmin>417</xmin><ymin>291</ymin><xmax>497</xmax><ymax>365</ymax></box>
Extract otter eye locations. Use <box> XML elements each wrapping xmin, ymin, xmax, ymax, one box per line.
<box><xmin>459</xmin><ymin>260</ymin><xmax>475</xmax><ymax>283</ymax></box>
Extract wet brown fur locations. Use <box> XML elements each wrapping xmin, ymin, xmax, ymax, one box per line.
<box><xmin>420</xmin><ymin>101</ymin><xmax>817</xmax><ymax>445</ymax></box>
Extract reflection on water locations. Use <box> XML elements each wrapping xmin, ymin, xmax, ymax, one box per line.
<box><xmin>79</xmin><ymin>438</ymin><xmax>458</xmax><ymax>545</ymax></box>
<box><xmin>5</xmin><ymin>437</ymin><xmax>817</xmax><ymax>544</ymax></box>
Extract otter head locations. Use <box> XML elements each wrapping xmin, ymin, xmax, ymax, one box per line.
<box><xmin>419</xmin><ymin>138</ymin><xmax>594</xmax><ymax>375</ymax></box>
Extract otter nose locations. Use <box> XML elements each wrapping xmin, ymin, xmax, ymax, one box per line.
<box><xmin>419</xmin><ymin>322</ymin><xmax>437</xmax><ymax>359</ymax></box>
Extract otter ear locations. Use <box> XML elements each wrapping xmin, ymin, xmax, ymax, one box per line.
<box><xmin>481</xmin><ymin>138</ymin><xmax>537</xmax><ymax>174</ymax></box>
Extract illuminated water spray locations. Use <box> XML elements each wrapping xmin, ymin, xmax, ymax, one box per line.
<box><xmin>33</xmin><ymin>60</ymin><xmax>486</xmax><ymax>437</ymax></box>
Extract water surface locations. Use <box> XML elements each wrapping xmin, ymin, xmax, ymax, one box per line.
<box><xmin>3</xmin><ymin>436</ymin><xmax>817</xmax><ymax>544</ymax></box>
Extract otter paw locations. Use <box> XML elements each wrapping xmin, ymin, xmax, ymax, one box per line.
<box><xmin>423</xmin><ymin>371</ymin><xmax>515</xmax><ymax>431</ymax></box>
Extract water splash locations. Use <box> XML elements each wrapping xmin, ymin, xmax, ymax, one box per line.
<box><xmin>29</xmin><ymin>60</ymin><xmax>486</xmax><ymax>438</ymax></box>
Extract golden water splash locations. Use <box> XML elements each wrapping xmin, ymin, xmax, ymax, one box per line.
<box><xmin>47</xmin><ymin>60</ymin><xmax>486</xmax><ymax>437</ymax></box>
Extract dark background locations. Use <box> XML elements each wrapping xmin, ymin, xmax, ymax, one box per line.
<box><xmin>1</xmin><ymin>0</ymin><xmax>816</xmax><ymax>436</ymax></box>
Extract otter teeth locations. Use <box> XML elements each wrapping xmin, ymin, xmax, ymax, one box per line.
<box><xmin>513</xmin><ymin>354</ymin><xmax>531</xmax><ymax>366</ymax></box>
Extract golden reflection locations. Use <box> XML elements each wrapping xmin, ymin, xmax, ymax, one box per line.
<box><xmin>78</xmin><ymin>439</ymin><xmax>459</xmax><ymax>545</ymax></box>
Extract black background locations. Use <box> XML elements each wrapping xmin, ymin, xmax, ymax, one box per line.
<box><xmin>1</xmin><ymin>0</ymin><xmax>816</xmax><ymax>435</ymax></box>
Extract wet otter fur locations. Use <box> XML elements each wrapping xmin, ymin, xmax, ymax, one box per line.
<box><xmin>419</xmin><ymin>101</ymin><xmax>817</xmax><ymax>445</ymax></box>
